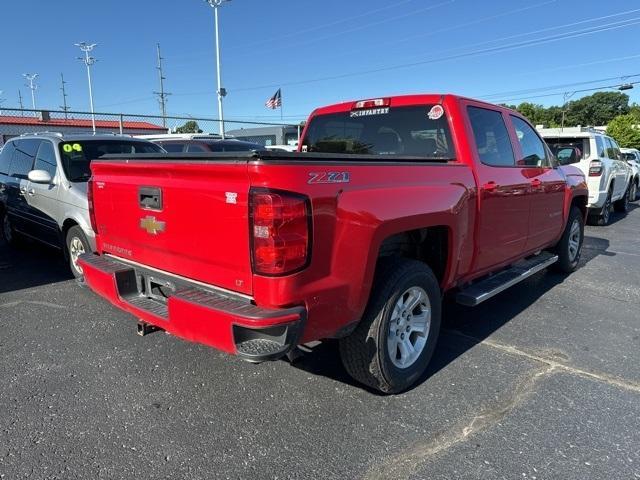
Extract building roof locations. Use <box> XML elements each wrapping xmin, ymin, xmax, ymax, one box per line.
<box><xmin>0</xmin><ymin>115</ymin><xmax>165</xmax><ymax>131</ymax></box>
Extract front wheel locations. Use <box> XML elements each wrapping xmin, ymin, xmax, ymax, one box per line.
<box><xmin>588</xmin><ymin>189</ymin><xmax>612</xmax><ymax>226</ymax></box>
<box><xmin>552</xmin><ymin>206</ymin><xmax>584</xmax><ymax>273</ymax></box>
<box><xmin>339</xmin><ymin>258</ymin><xmax>441</xmax><ymax>394</ymax></box>
<box><xmin>629</xmin><ymin>180</ymin><xmax>639</xmax><ymax>202</ymax></box>
<box><xmin>66</xmin><ymin>226</ymin><xmax>91</xmax><ymax>280</ymax></box>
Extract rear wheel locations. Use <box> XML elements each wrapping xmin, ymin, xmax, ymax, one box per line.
<box><xmin>339</xmin><ymin>258</ymin><xmax>441</xmax><ymax>394</ymax></box>
<box><xmin>552</xmin><ymin>206</ymin><xmax>584</xmax><ymax>273</ymax></box>
<box><xmin>588</xmin><ymin>189</ymin><xmax>612</xmax><ymax>226</ymax></box>
<box><xmin>614</xmin><ymin>185</ymin><xmax>630</xmax><ymax>213</ymax></box>
<box><xmin>66</xmin><ymin>226</ymin><xmax>90</xmax><ymax>280</ymax></box>
<box><xmin>630</xmin><ymin>180</ymin><xmax>639</xmax><ymax>202</ymax></box>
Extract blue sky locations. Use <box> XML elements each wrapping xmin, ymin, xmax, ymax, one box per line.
<box><xmin>1</xmin><ymin>0</ymin><xmax>640</xmax><ymax>126</ymax></box>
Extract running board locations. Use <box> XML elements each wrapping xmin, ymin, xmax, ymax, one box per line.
<box><xmin>456</xmin><ymin>252</ymin><xmax>558</xmax><ymax>307</ymax></box>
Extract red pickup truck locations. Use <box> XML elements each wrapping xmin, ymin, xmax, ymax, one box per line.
<box><xmin>79</xmin><ymin>94</ymin><xmax>588</xmax><ymax>393</ymax></box>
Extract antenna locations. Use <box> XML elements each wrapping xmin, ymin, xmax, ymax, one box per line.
<box><xmin>153</xmin><ymin>43</ymin><xmax>171</xmax><ymax>127</ymax></box>
<box><xmin>60</xmin><ymin>73</ymin><xmax>70</xmax><ymax>119</ymax></box>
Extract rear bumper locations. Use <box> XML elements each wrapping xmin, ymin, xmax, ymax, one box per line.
<box><xmin>78</xmin><ymin>253</ymin><xmax>306</xmax><ymax>362</ymax></box>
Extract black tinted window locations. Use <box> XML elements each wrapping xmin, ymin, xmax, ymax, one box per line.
<box><xmin>302</xmin><ymin>105</ymin><xmax>454</xmax><ymax>157</ymax></box>
<box><xmin>0</xmin><ymin>142</ymin><xmax>16</xmax><ymax>175</ymax></box>
<box><xmin>160</xmin><ymin>143</ymin><xmax>184</xmax><ymax>152</ymax></box>
<box><xmin>220</xmin><ymin>142</ymin><xmax>261</xmax><ymax>152</ymax></box>
<box><xmin>58</xmin><ymin>140</ymin><xmax>164</xmax><ymax>182</ymax></box>
<box><xmin>511</xmin><ymin>116</ymin><xmax>549</xmax><ymax>167</ymax></box>
<box><xmin>9</xmin><ymin>139</ymin><xmax>40</xmax><ymax>178</ymax></box>
<box><xmin>543</xmin><ymin>137</ymin><xmax>589</xmax><ymax>160</ymax></box>
<box><xmin>34</xmin><ymin>141</ymin><xmax>57</xmax><ymax>178</ymax></box>
<box><xmin>468</xmin><ymin>107</ymin><xmax>515</xmax><ymax>167</ymax></box>
<box><xmin>186</xmin><ymin>144</ymin><xmax>206</xmax><ymax>153</ymax></box>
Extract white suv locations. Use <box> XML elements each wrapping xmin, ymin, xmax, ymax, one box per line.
<box><xmin>620</xmin><ymin>148</ymin><xmax>640</xmax><ymax>201</ymax></box>
<box><xmin>540</xmin><ymin>127</ymin><xmax>633</xmax><ymax>225</ymax></box>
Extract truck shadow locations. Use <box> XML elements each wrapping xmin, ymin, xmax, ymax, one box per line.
<box><xmin>0</xmin><ymin>239</ymin><xmax>72</xmax><ymax>294</ymax></box>
<box><xmin>290</xmin><ymin>235</ymin><xmax>612</xmax><ymax>394</ymax></box>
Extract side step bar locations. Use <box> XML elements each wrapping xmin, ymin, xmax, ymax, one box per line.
<box><xmin>456</xmin><ymin>252</ymin><xmax>558</xmax><ymax>307</ymax></box>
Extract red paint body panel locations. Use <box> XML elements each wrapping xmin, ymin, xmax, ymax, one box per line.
<box><xmin>83</xmin><ymin>94</ymin><xmax>589</xmax><ymax>355</ymax></box>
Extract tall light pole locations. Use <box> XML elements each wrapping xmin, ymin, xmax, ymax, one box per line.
<box><xmin>204</xmin><ymin>0</ymin><xmax>231</xmax><ymax>138</ymax></box>
<box><xmin>75</xmin><ymin>42</ymin><xmax>97</xmax><ymax>133</ymax></box>
<box><xmin>23</xmin><ymin>73</ymin><xmax>39</xmax><ymax>114</ymax></box>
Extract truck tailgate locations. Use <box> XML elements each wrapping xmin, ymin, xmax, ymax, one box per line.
<box><xmin>90</xmin><ymin>160</ymin><xmax>253</xmax><ymax>296</ymax></box>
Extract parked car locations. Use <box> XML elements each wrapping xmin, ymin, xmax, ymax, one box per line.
<box><xmin>0</xmin><ymin>133</ymin><xmax>164</xmax><ymax>278</ymax></box>
<box><xmin>620</xmin><ymin>148</ymin><xmax>640</xmax><ymax>201</ymax></box>
<box><xmin>540</xmin><ymin>127</ymin><xmax>633</xmax><ymax>225</ymax></box>
<box><xmin>79</xmin><ymin>94</ymin><xmax>588</xmax><ymax>393</ymax></box>
<box><xmin>150</xmin><ymin>138</ymin><xmax>262</xmax><ymax>153</ymax></box>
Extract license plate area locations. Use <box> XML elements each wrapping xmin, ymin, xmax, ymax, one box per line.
<box><xmin>137</xmin><ymin>274</ymin><xmax>176</xmax><ymax>304</ymax></box>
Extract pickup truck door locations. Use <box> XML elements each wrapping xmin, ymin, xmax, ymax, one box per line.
<box><xmin>465</xmin><ymin>104</ymin><xmax>531</xmax><ymax>273</ymax></box>
<box><xmin>509</xmin><ymin>115</ymin><xmax>565</xmax><ymax>252</ymax></box>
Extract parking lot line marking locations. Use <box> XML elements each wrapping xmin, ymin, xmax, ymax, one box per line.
<box><xmin>0</xmin><ymin>300</ymin><xmax>68</xmax><ymax>310</ymax></box>
<box><xmin>444</xmin><ymin>330</ymin><xmax>640</xmax><ymax>394</ymax></box>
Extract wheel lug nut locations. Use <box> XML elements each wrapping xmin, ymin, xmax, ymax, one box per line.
<box><xmin>401</xmin><ymin>333</ymin><xmax>405</xmax><ymax>339</ymax></box>
<box><xmin>406</xmin><ymin>326</ymin><xmax>410</xmax><ymax>332</ymax></box>
<box><xmin>396</xmin><ymin>330</ymin><xmax>399</xmax><ymax>336</ymax></box>
<box><xmin>396</xmin><ymin>318</ymin><xmax>401</xmax><ymax>325</ymax></box>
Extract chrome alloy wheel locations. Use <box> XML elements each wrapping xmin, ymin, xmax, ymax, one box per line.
<box><xmin>69</xmin><ymin>236</ymin><xmax>86</xmax><ymax>274</ymax></box>
<box><xmin>387</xmin><ymin>286</ymin><xmax>431</xmax><ymax>369</ymax></box>
<box><xmin>568</xmin><ymin>218</ymin><xmax>582</xmax><ymax>262</ymax></box>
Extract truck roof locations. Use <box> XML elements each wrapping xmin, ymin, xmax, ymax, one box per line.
<box><xmin>308</xmin><ymin>93</ymin><xmax>519</xmax><ymax>117</ymax></box>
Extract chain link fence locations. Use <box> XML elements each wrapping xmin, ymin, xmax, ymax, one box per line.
<box><xmin>0</xmin><ymin>108</ymin><xmax>302</xmax><ymax>147</ymax></box>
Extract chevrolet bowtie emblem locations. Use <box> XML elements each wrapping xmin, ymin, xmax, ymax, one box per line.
<box><xmin>140</xmin><ymin>216</ymin><xmax>166</xmax><ymax>235</ymax></box>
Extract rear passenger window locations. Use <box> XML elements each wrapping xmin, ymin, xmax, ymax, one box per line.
<box><xmin>34</xmin><ymin>141</ymin><xmax>57</xmax><ymax>178</ymax></box>
<box><xmin>608</xmin><ymin>138</ymin><xmax>622</xmax><ymax>160</ymax></box>
<box><xmin>9</xmin><ymin>139</ymin><xmax>40</xmax><ymax>179</ymax></box>
<box><xmin>511</xmin><ymin>116</ymin><xmax>550</xmax><ymax>167</ymax></box>
<box><xmin>0</xmin><ymin>142</ymin><xmax>16</xmax><ymax>175</ymax></box>
<box><xmin>468</xmin><ymin>106</ymin><xmax>515</xmax><ymax>167</ymax></box>
<box><xmin>596</xmin><ymin>136</ymin><xmax>605</xmax><ymax>157</ymax></box>
<box><xmin>186</xmin><ymin>144</ymin><xmax>206</xmax><ymax>153</ymax></box>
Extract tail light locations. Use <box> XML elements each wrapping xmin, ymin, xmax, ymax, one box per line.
<box><xmin>352</xmin><ymin>98</ymin><xmax>390</xmax><ymax>110</ymax></box>
<box><xmin>250</xmin><ymin>189</ymin><xmax>311</xmax><ymax>276</ymax></box>
<box><xmin>87</xmin><ymin>178</ymin><xmax>99</xmax><ymax>234</ymax></box>
<box><xmin>589</xmin><ymin>160</ymin><xmax>603</xmax><ymax>176</ymax></box>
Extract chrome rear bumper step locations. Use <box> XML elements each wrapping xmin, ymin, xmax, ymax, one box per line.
<box><xmin>456</xmin><ymin>252</ymin><xmax>558</xmax><ymax>307</ymax></box>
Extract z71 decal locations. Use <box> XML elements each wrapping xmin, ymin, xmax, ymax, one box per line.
<box><xmin>308</xmin><ymin>172</ymin><xmax>351</xmax><ymax>184</ymax></box>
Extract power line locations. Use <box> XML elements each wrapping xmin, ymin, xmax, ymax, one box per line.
<box><xmin>60</xmin><ymin>73</ymin><xmax>70</xmax><ymax>120</ymax></box>
<box><xmin>153</xmin><ymin>43</ymin><xmax>171</xmax><ymax>127</ymax></box>
<box><xmin>494</xmin><ymin>81</ymin><xmax>640</xmax><ymax>105</ymax></box>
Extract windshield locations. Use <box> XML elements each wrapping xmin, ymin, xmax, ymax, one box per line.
<box><xmin>58</xmin><ymin>140</ymin><xmax>164</xmax><ymax>182</ymax></box>
<box><xmin>543</xmin><ymin>137</ymin><xmax>590</xmax><ymax>161</ymax></box>
<box><xmin>301</xmin><ymin>105</ymin><xmax>454</xmax><ymax>158</ymax></box>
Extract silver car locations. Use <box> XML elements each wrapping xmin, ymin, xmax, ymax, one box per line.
<box><xmin>0</xmin><ymin>133</ymin><xmax>164</xmax><ymax>278</ymax></box>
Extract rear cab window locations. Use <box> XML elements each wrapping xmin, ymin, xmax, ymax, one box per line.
<box><xmin>301</xmin><ymin>103</ymin><xmax>454</xmax><ymax>158</ymax></box>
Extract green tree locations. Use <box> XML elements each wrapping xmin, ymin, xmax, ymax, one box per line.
<box><xmin>175</xmin><ymin>120</ymin><xmax>203</xmax><ymax>133</ymax></box>
<box><xmin>607</xmin><ymin>113</ymin><xmax>640</xmax><ymax>149</ymax></box>
<box><xmin>565</xmin><ymin>91</ymin><xmax>630</xmax><ymax>126</ymax></box>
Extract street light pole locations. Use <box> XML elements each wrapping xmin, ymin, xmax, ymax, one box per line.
<box><xmin>75</xmin><ymin>42</ymin><xmax>97</xmax><ymax>133</ymax></box>
<box><xmin>22</xmin><ymin>74</ymin><xmax>38</xmax><ymax>114</ymax></box>
<box><xmin>205</xmin><ymin>0</ymin><xmax>231</xmax><ymax>138</ymax></box>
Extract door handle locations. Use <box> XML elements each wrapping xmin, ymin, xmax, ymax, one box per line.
<box><xmin>19</xmin><ymin>187</ymin><xmax>27</xmax><ymax>196</ymax></box>
<box><xmin>28</xmin><ymin>189</ymin><xmax>35</xmax><ymax>196</ymax></box>
<box><xmin>482</xmin><ymin>181</ymin><xmax>498</xmax><ymax>192</ymax></box>
<box><xmin>530</xmin><ymin>179</ymin><xmax>542</xmax><ymax>189</ymax></box>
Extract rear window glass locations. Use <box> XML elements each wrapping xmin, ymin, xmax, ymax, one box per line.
<box><xmin>543</xmin><ymin>137</ymin><xmax>590</xmax><ymax>161</ymax></box>
<box><xmin>58</xmin><ymin>140</ymin><xmax>164</xmax><ymax>182</ymax></box>
<box><xmin>301</xmin><ymin>105</ymin><xmax>454</xmax><ymax>157</ymax></box>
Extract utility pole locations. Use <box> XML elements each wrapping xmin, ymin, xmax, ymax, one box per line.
<box><xmin>153</xmin><ymin>43</ymin><xmax>171</xmax><ymax>127</ymax></box>
<box><xmin>23</xmin><ymin>73</ymin><xmax>39</xmax><ymax>115</ymax></box>
<box><xmin>75</xmin><ymin>42</ymin><xmax>97</xmax><ymax>133</ymax></box>
<box><xmin>0</xmin><ymin>91</ymin><xmax>5</xmax><ymax>114</ymax></box>
<box><xmin>17</xmin><ymin>90</ymin><xmax>24</xmax><ymax>113</ymax></box>
<box><xmin>60</xmin><ymin>73</ymin><xmax>70</xmax><ymax>120</ymax></box>
<box><xmin>204</xmin><ymin>0</ymin><xmax>231</xmax><ymax>138</ymax></box>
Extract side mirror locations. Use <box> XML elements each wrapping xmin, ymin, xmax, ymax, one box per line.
<box><xmin>28</xmin><ymin>169</ymin><xmax>53</xmax><ymax>184</ymax></box>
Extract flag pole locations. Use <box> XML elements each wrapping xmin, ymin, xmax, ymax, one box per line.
<box><xmin>280</xmin><ymin>88</ymin><xmax>283</xmax><ymax>122</ymax></box>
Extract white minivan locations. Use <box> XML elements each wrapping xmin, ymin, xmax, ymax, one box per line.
<box><xmin>540</xmin><ymin>127</ymin><xmax>633</xmax><ymax>226</ymax></box>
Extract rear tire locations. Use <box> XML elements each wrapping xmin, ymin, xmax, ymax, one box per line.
<box><xmin>66</xmin><ymin>226</ymin><xmax>90</xmax><ymax>280</ymax></box>
<box><xmin>339</xmin><ymin>258</ymin><xmax>441</xmax><ymax>394</ymax></box>
<box><xmin>614</xmin><ymin>185</ymin><xmax>630</xmax><ymax>213</ymax></box>
<box><xmin>552</xmin><ymin>206</ymin><xmax>584</xmax><ymax>273</ymax></box>
<box><xmin>588</xmin><ymin>189</ymin><xmax>612</xmax><ymax>226</ymax></box>
<box><xmin>630</xmin><ymin>180</ymin><xmax>639</xmax><ymax>202</ymax></box>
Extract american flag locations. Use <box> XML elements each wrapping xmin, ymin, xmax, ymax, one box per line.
<box><xmin>265</xmin><ymin>89</ymin><xmax>282</xmax><ymax>109</ymax></box>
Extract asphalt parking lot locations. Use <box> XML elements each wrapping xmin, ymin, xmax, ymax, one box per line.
<box><xmin>1</xmin><ymin>207</ymin><xmax>639</xmax><ymax>480</ymax></box>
